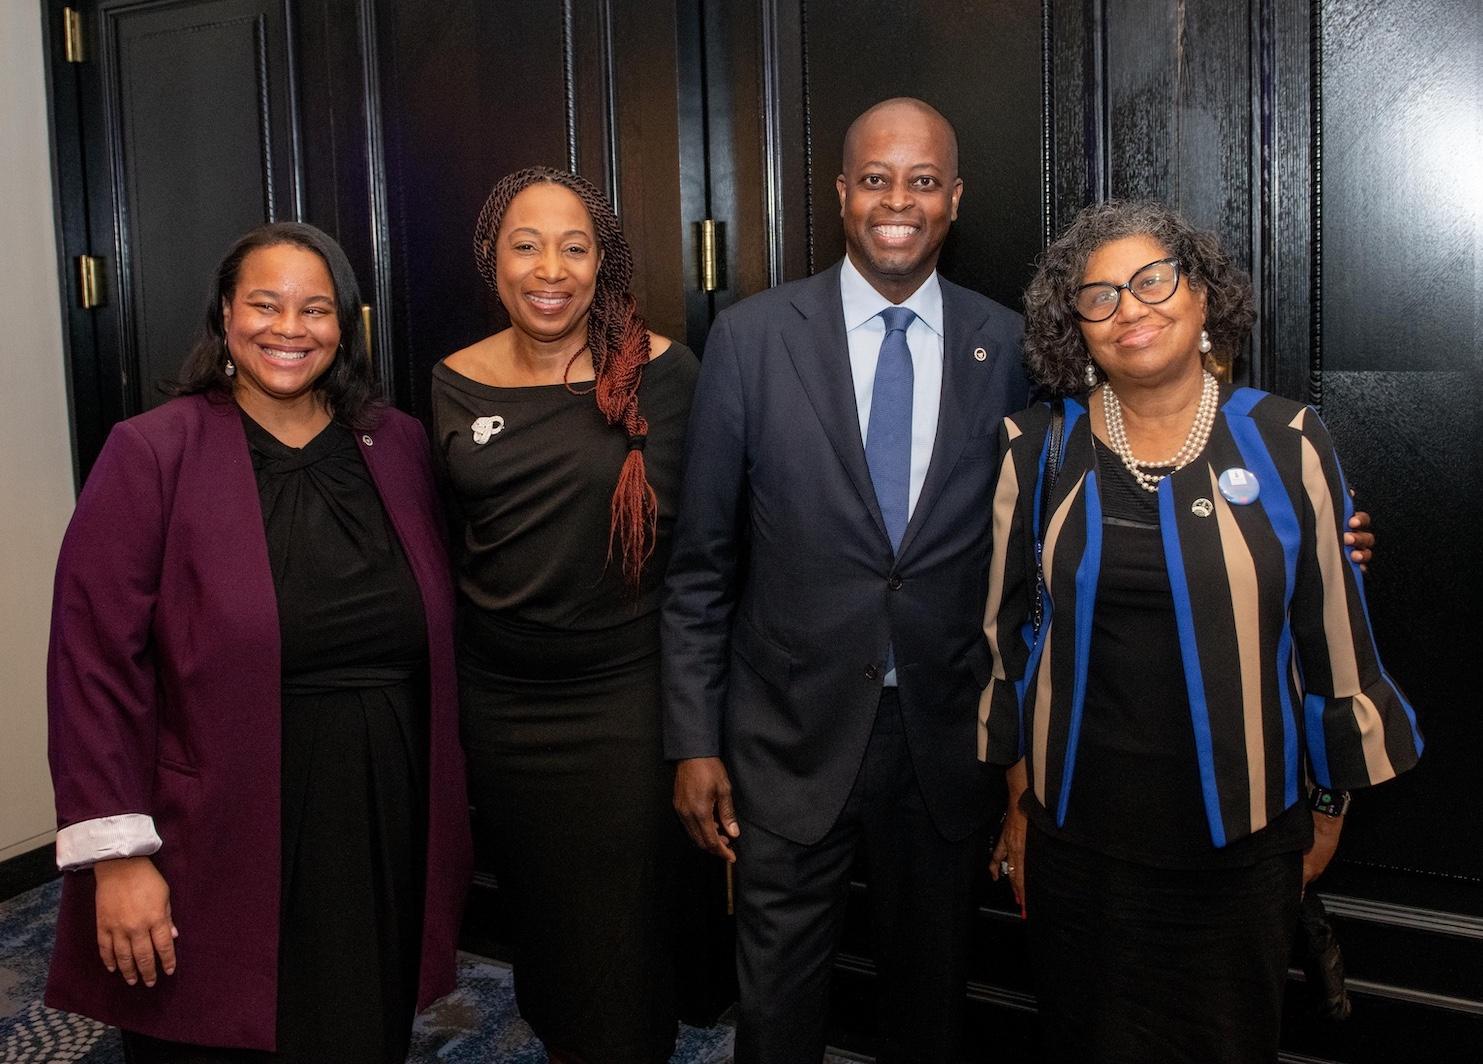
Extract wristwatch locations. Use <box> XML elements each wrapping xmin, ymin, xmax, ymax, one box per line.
<box><xmin>1309</xmin><ymin>785</ymin><xmax>1351</xmax><ymax>818</ymax></box>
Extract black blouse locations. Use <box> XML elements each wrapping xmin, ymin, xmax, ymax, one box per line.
<box><xmin>430</xmin><ymin>344</ymin><xmax>699</xmax><ymax>633</ymax></box>
<box><xmin>1024</xmin><ymin>437</ymin><xmax>1311</xmax><ymax>868</ymax></box>
<box><xmin>242</xmin><ymin>412</ymin><xmax>426</xmax><ymax>690</ymax></box>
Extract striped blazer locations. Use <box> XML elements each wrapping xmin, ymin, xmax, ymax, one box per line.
<box><xmin>977</xmin><ymin>387</ymin><xmax>1422</xmax><ymax>848</ymax></box>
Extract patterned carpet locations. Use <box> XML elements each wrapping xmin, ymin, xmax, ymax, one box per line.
<box><xmin>0</xmin><ymin>880</ymin><xmax>863</xmax><ymax>1063</ymax></box>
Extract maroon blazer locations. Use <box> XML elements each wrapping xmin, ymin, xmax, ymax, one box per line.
<box><xmin>46</xmin><ymin>394</ymin><xmax>472</xmax><ymax>1049</ymax></box>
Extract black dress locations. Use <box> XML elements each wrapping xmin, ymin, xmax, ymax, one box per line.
<box><xmin>123</xmin><ymin>416</ymin><xmax>429</xmax><ymax>1064</ymax></box>
<box><xmin>1023</xmin><ymin>438</ymin><xmax>1307</xmax><ymax>1064</ymax></box>
<box><xmin>431</xmin><ymin>345</ymin><xmax>699</xmax><ymax>1064</ymax></box>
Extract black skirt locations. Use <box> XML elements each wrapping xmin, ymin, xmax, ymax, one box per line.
<box><xmin>1025</xmin><ymin>822</ymin><xmax>1302</xmax><ymax>1064</ymax></box>
<box><xmin>459</xmin><ymin>609</ymin><xmax>679</xmax><ymax>1064</ymax></box>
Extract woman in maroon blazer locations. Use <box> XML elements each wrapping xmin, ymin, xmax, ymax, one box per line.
<box><xmin>46</xmin><ymin>222</ymin><xmax>472</xmax><ymax>1062</ymax></box>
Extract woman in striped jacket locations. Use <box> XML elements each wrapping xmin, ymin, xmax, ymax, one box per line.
<box><xmin>980</xmin><ymin>200</ymin><xmax>1421</xmax><ymax>1063</ymax></box>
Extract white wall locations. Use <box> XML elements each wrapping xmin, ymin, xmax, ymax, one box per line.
<box><xmin>0</xmin><ymin>5</ymin><xmax>78</xmax><ymax>862</ymax></box>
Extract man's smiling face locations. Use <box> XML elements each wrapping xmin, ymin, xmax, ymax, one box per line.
<box><xmin>836</xmin><ymin>99</ymin><xmax>963</xmax><ymax>304</ymax></box>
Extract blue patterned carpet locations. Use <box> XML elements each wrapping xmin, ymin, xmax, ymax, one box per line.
<box><xmin>1</xmin><ymin>879</ymin><xmax>861</xmax><ymax>1062</ymax></box>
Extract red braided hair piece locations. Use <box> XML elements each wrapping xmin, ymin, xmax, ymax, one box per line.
<box><xmin>473</xmin><ymin>167</ymin><xmax>657</xmax><ymax>589</ymax></box>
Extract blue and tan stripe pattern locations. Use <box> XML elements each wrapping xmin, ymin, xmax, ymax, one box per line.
<box><xmin>978</xmin><ymin>386</ymin><xmax>1422</xmax><ymax>848</ymax></box>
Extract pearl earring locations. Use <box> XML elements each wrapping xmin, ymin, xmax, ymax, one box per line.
<box><xmin>225</xmin><ymin>357</ymin><xmax>236</xmax><ymax>378</ymax></box>
<box><xmin>1198</xmin><ymin>329</ymin><xmax>1213</xmax><ymax>354</ymax></box>
<box><xmin>1084</xmin><ymin>361</ymin><xmax>1099</xmax><ymax>388</ymax></box>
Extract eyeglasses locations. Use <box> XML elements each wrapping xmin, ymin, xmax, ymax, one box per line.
<box><xmin>1073</xmin><ymin>258</ymin><xmax>1183</xmax><ymax>322</ymax></box>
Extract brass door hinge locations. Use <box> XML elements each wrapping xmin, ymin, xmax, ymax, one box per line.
<box><xmin>697</xmin><ymin>219</ymin><xmax>722</xmax><ymax>293</ymax></box>
<box><xmin>63</xmin><ymin>7</ymin><xmax>85</xmax><ymax>63</ymax></box>
<box><xmin>77</xmin><ymin>255</ymin><xmax>104</xmax><ymax>309</ymax></box>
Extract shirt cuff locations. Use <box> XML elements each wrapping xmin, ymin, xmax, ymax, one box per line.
<box><xmin>55</xmin><ymin>814</ymin><xmax>163</xmax><ymax>871</ymax></box>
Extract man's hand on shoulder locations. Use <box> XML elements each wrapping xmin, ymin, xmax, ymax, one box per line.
<box><xmin>674</xmin><ymin>757</ymin><xmax>740</xmax><ymax>863</ymax></box>
<box><xmin>1346</xmin><ymin>507</ymin><xmax>1374</xmax><ymax>571</ymax></box>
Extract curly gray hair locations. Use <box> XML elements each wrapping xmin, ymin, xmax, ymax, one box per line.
<box><xmin>1023</xmin><ymin>200</ymin><xmax>1256</xmax><ymax>395</ymax></box>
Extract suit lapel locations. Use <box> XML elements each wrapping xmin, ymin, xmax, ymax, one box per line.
<box><xmin>896</xmin><ymin>280</ymin><xmax>987</xmax><ymax>557</ymax></box>
<box><xmin>780</xmin><ymin>263</ymin><xmax>890</xmax><ymax>544</ymax></box>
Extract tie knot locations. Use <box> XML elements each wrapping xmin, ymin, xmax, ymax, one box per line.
<box><xmin>880</xmin><ymin>306</ymin><xmax>916</xmax><ymax>335</ymax></box>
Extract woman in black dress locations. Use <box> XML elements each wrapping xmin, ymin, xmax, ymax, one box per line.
<box><xmin>431</xmin><ymin>168</ymin><xmax>698</xmax><ymax>1064</ymax></box>
<box><xmin>47</xmin><ymin>223</ymin><xmax>471</xmax><ymax>1062</ymax></box>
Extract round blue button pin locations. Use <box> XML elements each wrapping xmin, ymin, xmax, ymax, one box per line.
<box><xmin>1218</xmin><ymin>467</ymin><xmax>1260</xmax><ymax>505</ymax></box>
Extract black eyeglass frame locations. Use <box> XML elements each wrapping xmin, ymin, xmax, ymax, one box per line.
<box><xmin>1073</xmin><ymin>258</ymin><xmax>1184</xmax><ymax>322</ymax></box>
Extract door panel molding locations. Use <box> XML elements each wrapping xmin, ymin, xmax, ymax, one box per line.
<box><xmin>1306</xmin><ymin>0</ymin><xmax>1324</xmax><ymax>405</ymax></box>
<box><xmin>567</xmin><ymin>0</ymin><xmax>621</xmax><ymax>210</ymax></box>
<box><xmin>354</xmin><ymin>0</ymin><xmax>395</xmax><ymax>398</ymax></box>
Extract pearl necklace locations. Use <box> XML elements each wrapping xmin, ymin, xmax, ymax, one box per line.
<box><xmin>1102</xmin><ymin>370</ymin><xmax>1218</xmax><ymax>493</ymax></box>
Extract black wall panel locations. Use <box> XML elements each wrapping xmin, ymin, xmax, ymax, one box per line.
<box><xmin>787</xmin><ymin>0</ymin><xmax>1045</xmax><ymax>309</ymax></box>
<box><xmin>372</xmin><ymin>0</ymin><xmax>687</xmax><ymax>419</ymax></box>
<box><xmin>372</xmin><ymin>1</ymin><xmax>569</xmax><ymax>417</ymax></box>
<box><xmin>1319</xmin><ymin>0</ymin><xmax>1478</xmax><ymax>375</ymax></box>
<box><xmin>110</xmin><ymin>2</ymin><xmax>301</xmax><ymax>410</ymax></box>
<box><xmin>1315</xmin><ymin>0</ymin><xmax>1483</xmax><ymax>894</ymax></box>
<box><xmin>57</xmin><ymin>0</ymin><xmax>302</xmax><ymax>474</ymax></box>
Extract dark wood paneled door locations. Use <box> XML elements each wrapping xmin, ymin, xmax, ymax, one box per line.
<box><xmin>369</xmin><ymin>0</ymin><xmax>691</xmax><ymax>417</ymax></box>
<box><xmin>49</xmin><ymin>0</ymin><xmax>299</xmax><ymax>478</ymax></box>
<box><xmin>44</xmin><ymin>0</ymin><xmax>381</xmax><ymax>481</ymax></box>
<box><xmin>693</xmin><ymin>0</ymin><xmax>1047</xmax><ymax>307</ymax></box>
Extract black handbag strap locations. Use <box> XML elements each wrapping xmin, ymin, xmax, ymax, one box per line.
<box><xmin>1032</xmin><ymin>401</ymin><xmax>1066</xmax><ymax>637</ymax></box>
<box><xmin>1041</xmin><ymin>404</ymin><xmax>1065</xmax><ymax>542</ymax></box>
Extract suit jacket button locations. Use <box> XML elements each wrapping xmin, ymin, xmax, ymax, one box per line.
<box><xmin>888</xmin><ymin>575</ymin><xmax>903</xmax><ymax>591</ymax></box>
<box><xmin>865</xmin><ymin>664</ymin><xmax>880</xmax><ymax>682</ymax></box>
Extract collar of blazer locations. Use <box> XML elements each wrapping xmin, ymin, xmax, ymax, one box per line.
<box><xmin>779</xmin><ymin>260</ymin><xmax>1013</xmax><ymax>560</ymax></box>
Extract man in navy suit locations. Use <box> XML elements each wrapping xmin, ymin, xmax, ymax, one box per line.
<box><xmin>662</xmin><ymin>97</ymin><xmax>1031</xmax><ymax>1063</ymax></box>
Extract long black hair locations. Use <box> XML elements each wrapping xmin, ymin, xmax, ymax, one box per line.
<box><xmin>169</xmin><ymin>221</ymin><xmax>381</xmax><ymax>429</ymax></box>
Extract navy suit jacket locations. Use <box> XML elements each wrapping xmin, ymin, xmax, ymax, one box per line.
<box><xmin>662</xmin><ymin>262</ymin><xmax>1031</xmax><ymax>845</ymax></box>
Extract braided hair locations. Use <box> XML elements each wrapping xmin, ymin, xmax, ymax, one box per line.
<box><xmin>473</xmin><ymin>167</ymin><xmax>657</xmax><ymax>589</ymax></box>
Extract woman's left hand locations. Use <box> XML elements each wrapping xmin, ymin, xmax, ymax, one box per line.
<box><xmin>1303</xmin><ymin>812</ymin><xmax>1345</xmax><ymax>890</ymax></box>
<box><xmin>990</xmin><ymin>759</ymin><xmax>1029</xmax><ymax>909</ymax></box>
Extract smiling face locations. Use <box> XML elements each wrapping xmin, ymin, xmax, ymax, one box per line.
<box><xmin>221</xmin><ymin>243</ymin><xmax>340</xmax><ymax>414</ymax></box>
<box><xmin>836</xmin><ymin>100</ymin><xmax>963</xmax><ymax>303</ymax></box>
<box><xmin>494</xmin><ymin>182</ymin><xmax>602</xmax><ymax>347</ymax></box>
<box><xmin>1078</xmin><ymin>234</ymin><xmax>1208</xmax><ymax>387</ymax></box>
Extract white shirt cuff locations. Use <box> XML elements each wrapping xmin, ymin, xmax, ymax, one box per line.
<box><xmin>55</xmin><ymin>814</ymin><xmax>163</xmax><ymax>871</ymax></box>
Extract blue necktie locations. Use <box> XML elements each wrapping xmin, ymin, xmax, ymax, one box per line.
<box><xmin>865</xmin><ymin>305</ymin><xmax>916</xmax><ymax>553</ymax></box>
